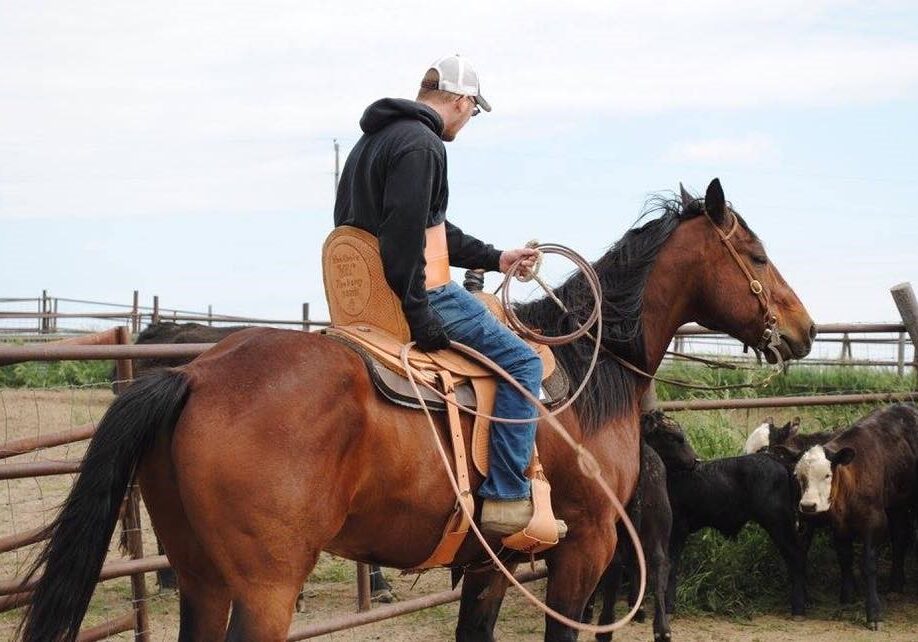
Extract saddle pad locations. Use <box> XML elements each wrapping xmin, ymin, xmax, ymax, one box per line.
<box><xmin>331</xmin><ymin>336</ymin><xmax>478</xmax><ymax>412</ymax></box>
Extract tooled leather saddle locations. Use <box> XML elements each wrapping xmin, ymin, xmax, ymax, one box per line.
<box><xmin>321</xmin><ymin>225</ymin><xmax>568</xmax><ymax>567</ymax></box>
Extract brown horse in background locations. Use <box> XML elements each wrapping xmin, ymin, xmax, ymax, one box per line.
<box><xmin>18</xmin><ymin>179</ymin><xmax>814</xmax><ymax>641</ymax></box>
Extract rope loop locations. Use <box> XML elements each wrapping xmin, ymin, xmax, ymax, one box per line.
<box><xmin>501</xmin><ymin>243</ymin><xmax>602</xmax><ymax>346</ymax></box>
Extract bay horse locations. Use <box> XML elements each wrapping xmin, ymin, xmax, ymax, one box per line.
<box><xmin>18</xmin><ymin>178</ymin><xmax>814</xmax><ymax>641</ymax></box>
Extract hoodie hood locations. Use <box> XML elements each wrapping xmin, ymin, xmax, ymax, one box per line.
<box><xmin>359</xmin><ymin>98</ymin><xmax>444</xmax><ymax>136</ymax></box>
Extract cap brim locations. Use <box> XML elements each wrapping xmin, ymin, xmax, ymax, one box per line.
<box><xmin>475</xmin><ymin>95</ymin><xmax>492</xmax><ymax>112</ymax></box>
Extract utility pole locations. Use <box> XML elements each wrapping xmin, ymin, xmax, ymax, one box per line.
<box><xmin>333</xmin><ymin>138</ymin><xmax>340</xmax><ymax>191</ymax></box>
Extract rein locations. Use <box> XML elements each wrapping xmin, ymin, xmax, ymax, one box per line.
<box><xmin>528</xmin><ymin>211</ymin><xmax>785</xmax><ymax>392</ymax></box>
<box><xmin>400</xmin><ymin>211</ymin><xmax>784</xmax><ymax>633</ymax></box>
<box><xmin>400</xmin><ymin>246</ymin><xmax>648</xmax><ymax>636</ymax></box>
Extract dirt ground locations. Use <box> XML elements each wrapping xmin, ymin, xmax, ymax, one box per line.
<box><xmin>2</xmin><ymin>388</ymin><xmax>918</xmax><ymax>640</ymax></box>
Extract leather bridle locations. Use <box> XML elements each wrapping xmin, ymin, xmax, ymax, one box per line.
<box><xmin>705</xmin><ymin>210</ymin><xmax>784</xmax><ymax>365</ymax></box>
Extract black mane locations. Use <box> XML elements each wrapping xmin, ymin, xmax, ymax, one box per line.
<box><xmin>516</xmin><ymin>195</ymin><xmax>707</xmax><ymax>433</ymax></box>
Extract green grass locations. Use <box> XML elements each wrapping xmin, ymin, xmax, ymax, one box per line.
<box><xmin>657</xmin><ymin>362</ymin><xmax>914</xmax><ymax>402</ymax></box>
<box><xmin>0</xmin><ymin>360</ymin><xmax>113</xmax><ymax>388</ymax></box>
<box><xmin>308</xmin><ymin>556</ymin><xmax>354</xmax><ymax>583</ymax></box>
<box><xmin>649</xmin><ymin>364</ymin><xmax>917</xmax><ymax>618</ymax></box>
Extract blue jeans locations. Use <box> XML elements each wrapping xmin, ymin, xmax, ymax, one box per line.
<box><xmin>427</xmin><ymin>282</ymin><xmax>542</xmax><ymax>501</ymax></box>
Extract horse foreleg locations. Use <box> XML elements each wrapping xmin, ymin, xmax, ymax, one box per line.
<box><xmin>543</xmin><ymin>530</ymin><xmax>616</xmax><ymax>642</ymax></box>
<box><xmin>456</xmin><ymin>565</ymin><xmax>515</xmax><ymax>642</ymax></box>
<box><xmin>596</xmin><ymin>558</ymin><xmax>623</xmax><ymax>642</ymax></box>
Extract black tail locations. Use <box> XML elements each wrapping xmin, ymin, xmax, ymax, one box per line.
<box><xmin>18</xmin><ymin>369</ymin><xmax>190</xmax><ymax>642</ymax></box>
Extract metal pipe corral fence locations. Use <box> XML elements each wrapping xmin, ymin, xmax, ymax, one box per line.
<box><xmin>1</xmin><ymin>289</ymin><xmax>916</xmax><ymax>638</ymax></box>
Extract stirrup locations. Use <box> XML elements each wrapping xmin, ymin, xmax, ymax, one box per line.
<box><xmin>501</xmin><ymin>477</ymin><xmax>565</xmax><ymax>554</ymax></box>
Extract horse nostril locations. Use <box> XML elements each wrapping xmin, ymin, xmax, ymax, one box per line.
<box><xmin>800</xmin><ymin>503</ymin><xmax>816</xmax><ymax>514</ymax></box>
<box><xmin>808</xmin><ymin>324</ymin><xmax>817</xmax><ymax>341</ymax></box>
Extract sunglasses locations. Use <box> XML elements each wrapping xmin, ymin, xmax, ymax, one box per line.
<box><xmin>458</xmin><ymin>95</ymin><xmax>480</xmax><ymax>117</ymax></box>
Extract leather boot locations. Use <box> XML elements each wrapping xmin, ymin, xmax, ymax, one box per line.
<box><xmin>481</xmin><ymin>499</ymin><xmax>534</xmax><ymax>536</ymax></box>
<box><xmin>481</xmin><ymin>499</ymin><xmax>569</xmax><ymax>539</ymax></box>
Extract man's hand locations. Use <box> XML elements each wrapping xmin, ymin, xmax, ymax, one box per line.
<box><xmin>499</xmin><ymin>248</ymin><xmax>540</xmax><ymax>277</ymax></box>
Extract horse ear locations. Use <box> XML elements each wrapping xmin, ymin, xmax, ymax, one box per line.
<box><xmin>764</xmin><ymin>415</ymin><xmax>774</xmax><ymax>427</ymax></box>
<box><xmin>679</xmin><ymin>183</ymin><xmax>694</xmax><ymax>208</ymax></box>
<box><xmin>704</xmin><ymin>178</ymin><xmax>727</xmax><ymax>226</ymax></box>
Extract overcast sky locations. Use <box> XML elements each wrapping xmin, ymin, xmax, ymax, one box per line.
<box><xmin>2</xmin><ymin>1</ymin><xmax>917</xmax><ymax>332</ymax></box>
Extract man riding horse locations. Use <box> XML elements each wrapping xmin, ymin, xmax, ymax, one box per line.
<box><xmin>333</xmin><ymin>54</ymin><xmax>559</xmax><ymax>537</ymax></box>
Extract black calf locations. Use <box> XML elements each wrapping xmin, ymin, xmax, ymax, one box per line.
<box><xmin>647</xmin><ymin>424</ymin><xmax>807</xmax><ymax>617</ymax></box>
<box><xmin>585</xmin><ymin>410</ymin><xmax>685</xmax><ymax>641</ymax></box>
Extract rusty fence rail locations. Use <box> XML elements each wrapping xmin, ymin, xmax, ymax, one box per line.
<box><xmin>0</xmin><ymin>290</ymin><xmax>325</xmax><ymax>336</ymax></box>
<box><xmin>0</xmin><ymin>306</ymin><xmax>916</xmax><ymax>638</ymax></box>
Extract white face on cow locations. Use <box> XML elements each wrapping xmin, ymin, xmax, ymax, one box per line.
<box><xmin>795</xmin><ymin>444</ymin><xmax>856</xmax><ymax>513</ymax></box>
<box><xmin>795</xmin><ymin>446</ymin><xmax>834</xmax><ymax>513</ymax></box>
<box><xmin>744</xmin><ymin>422</ymin><xmax>770</xmax><ymax>454</ymax></box>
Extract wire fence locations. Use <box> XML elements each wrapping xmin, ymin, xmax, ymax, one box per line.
<box><xmin>0</xmin><ymin>291</ymin><xmax>322</xmax><ymax>339</ymax></box>
<box><xmin>0</xmin><ymin>289</ymin><xmax>916</xmax><ymax>639</ymax></box>
<box><xmin>2</xmin><ymin>292</ymin><xmax>914</xmax><ymax>373</ymax></box>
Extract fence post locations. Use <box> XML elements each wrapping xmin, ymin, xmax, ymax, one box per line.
<box><xmin>898</xmin><ymin>332</ymin><xmax>906</xmax><ymax>377</ymax></box>
<box><xmin>891</xmin><ymin>282</ymin><xmax>918</xmax><ymax>382</ymax></box>
<box><xmin>36</xmin><ymin>292</ymin><xmax>43</xmax><ymax>334</ymax></box>
<box><xmin>52</xmin><ymin>298</ymin><xmax>58</xmax><ymax>333</ymax></box>
<box><xmin>302</xmin><ymin>303</ymin><xmax>310</xmax><ymax>332</ymax></box>
<box><xmin>152</xmin><ymin>296</ymin><xmax>160</xmax><ymax>325</ymax></box>
<box><xmin>840</xmin><ymin>333</ymin><xmax>852</xmax><ymax>361</ymax></box>
<box><xmin>131</xmin><ymin>290</ymin><xmax>140</xmax><ymax>334</ymax></box>
<box><xmin>356</xmin><ymin>563</ymin><xmax>371</xmax><ymax>612</ymax></box>
<box><xmin>115</xmin><ymin>326</ymin><xmax>151</xmax><ymax>641</ymax></box>
<box><xmin>640</xmin><ymin>385</ymin><xmax>659</xmax><ymax>411</ymax></box>
<box><xmin>41</xmin><ymin>290</ymin><xmax>49</xmax><ymax>334</ymax></box>
<box><xmin>207</xmin><ymin>305</ymin><xmax>213</xmax><ymax>327</ymax></box>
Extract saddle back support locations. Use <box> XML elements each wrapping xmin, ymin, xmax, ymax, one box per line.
<box><xmin>323</xmin><ymin>226</ymin><xmax>411</xmax><ymax>342</ymax></box>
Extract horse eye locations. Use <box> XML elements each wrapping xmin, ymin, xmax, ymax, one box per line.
<box><xmin>752</xmin><ymin>255</ymin><xmax>768</xmax><ymax>266</ymax></box>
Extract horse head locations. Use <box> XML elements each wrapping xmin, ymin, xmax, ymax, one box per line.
<box><xmin>664</xmin><ymin>178</ymin><xmax>815</xmax><ymax>364</ymax></box>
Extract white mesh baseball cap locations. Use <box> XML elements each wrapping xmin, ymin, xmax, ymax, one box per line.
<box><xmin>422</xmin><ymin>54</ymin><xmax>491</xmax><ymax>113</ymax></box>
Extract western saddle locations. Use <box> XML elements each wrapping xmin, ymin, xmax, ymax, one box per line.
<box><xmin>322</xmin><ymin>225</ymin><xmax>567</xmax><ymax>568</ymax></box>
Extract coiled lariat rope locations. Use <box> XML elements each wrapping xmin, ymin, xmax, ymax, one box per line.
<box><xmin>400</xmin><ymin>243</ymin><xmax>647</xmax><ymax>636</ymax></box>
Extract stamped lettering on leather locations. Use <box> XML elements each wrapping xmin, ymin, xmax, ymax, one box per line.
<box><xmin>330</xmin><ymin>241</ymin><xmax>371</xmax><ymax>316</ymax></box>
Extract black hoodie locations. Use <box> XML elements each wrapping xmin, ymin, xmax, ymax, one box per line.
<box><xmin>334</xmin><ymin>98</ymin><xmax>502</xmax><ymax>335</ymax></box>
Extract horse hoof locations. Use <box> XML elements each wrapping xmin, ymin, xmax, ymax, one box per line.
<box><xmin>867</xmin><ymin>621</ymin><xmax>881</xmax><ymax>631</ymax></box>
<box><xmin>371</xmin><ymin>589</ymin><xmax>397</xmax><ymax>604</ymax></box>
<box><xmin>295</xmin><ymin>594</ymin><xmax>308</xmax><ymax>613</ymax></box>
